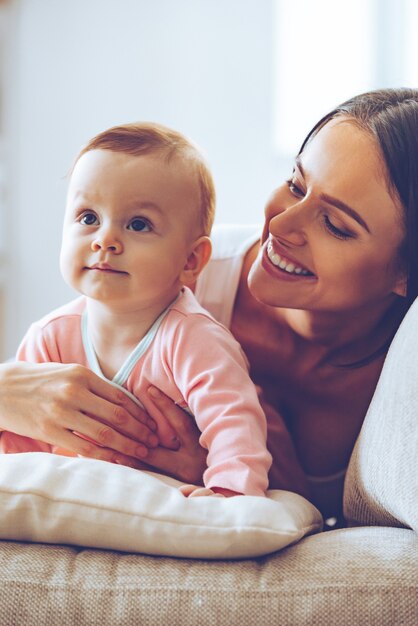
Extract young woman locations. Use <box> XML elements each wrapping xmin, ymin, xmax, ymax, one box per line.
<box><xmin>0</xmin><ymin>88</ymin><xmax>417</xmax><ymax>521</ymax></box>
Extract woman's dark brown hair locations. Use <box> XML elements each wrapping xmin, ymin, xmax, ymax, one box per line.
<box><xmin>299</xmin><ymin>88</ymin><xmax>418</xmax><ymax>365</ymax></box>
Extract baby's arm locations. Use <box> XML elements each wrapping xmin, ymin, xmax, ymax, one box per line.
<box><xmin>169</xmin><ymin>314</ymin><xmax>272</xmax><ymax>497</ymax></box>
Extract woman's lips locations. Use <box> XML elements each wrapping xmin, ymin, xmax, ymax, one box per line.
<box><xmin>261</xmin><ymin>239</ymin><xmax>316</xmax><ymax>280</ymax></box>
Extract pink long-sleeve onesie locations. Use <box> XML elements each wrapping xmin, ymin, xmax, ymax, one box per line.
<box><xmin>2</xmin><ymin>287</ymin><xmax>271</xmax><ymax>496</ymax></box>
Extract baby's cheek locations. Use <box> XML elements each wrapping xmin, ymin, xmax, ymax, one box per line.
<box><xmin>60</xmin><ymin>244</ymin><xmax>84</xmax><ymax>289</ymax></box>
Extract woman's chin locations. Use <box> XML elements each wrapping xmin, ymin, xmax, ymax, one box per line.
<box><xmin>247</xmin><ymin>263</ymin><xmax>278</xmax><ymax>307</ymax></box>
<box><xmin>247</xmin><ymin>258</ymin><xmax>305</xmax><ymax>310</ymax></box>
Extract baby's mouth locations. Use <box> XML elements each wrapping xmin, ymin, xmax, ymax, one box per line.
<box><xmin>267</xmin><ymin>240</ymin><xmax>314</xmax><ymax>276</ymax></box>
<box><xmin>87</xmin><ymin>263</ymin><xmax>128</xmax><ymax>274</ymax></box>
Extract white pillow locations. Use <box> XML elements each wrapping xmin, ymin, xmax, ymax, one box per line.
<box><xmin>0</xmin><ymin>452</ymin><xmax>322</xmax><ymax>559</ymax></box>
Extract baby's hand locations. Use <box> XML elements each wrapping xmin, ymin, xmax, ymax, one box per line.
<box><xmin>179</xmin><ymin>484</ymin><xmax>223</xmax><ymax>497</ymax></box>
<box><xmin>179</xmin><ymin>484</ymin><xmax>241</xmax><ymax>498</ymax></box>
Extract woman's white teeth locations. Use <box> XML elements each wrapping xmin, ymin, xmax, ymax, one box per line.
<box><xmin>267</xmin><ymin>242</ymin><xmax>310</xmax><ymax>275</ymax></box>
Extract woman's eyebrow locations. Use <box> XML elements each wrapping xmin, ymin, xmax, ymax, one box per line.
<box><xmin>320</xmin><ymin>193</ymin><xmax>370</xmax><ymax>233</ymax></box>
<box><xmin>295</xmin><ymin>156</ymin><xmax>370</xmax><ymax>233</ymax></box>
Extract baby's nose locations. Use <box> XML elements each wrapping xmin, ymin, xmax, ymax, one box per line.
<box><xmin>91</xmin><ymin>230</ymin><xmax>123</xmax><ymax>253</ymax></box>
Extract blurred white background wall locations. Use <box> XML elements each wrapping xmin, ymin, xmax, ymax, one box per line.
<box><xmin>0</xmin><ymin>0</ymin><xmax>416</xmax><ymax>356</ymax></box>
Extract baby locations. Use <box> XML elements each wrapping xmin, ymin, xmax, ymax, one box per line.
<box><xmin>2</xmin><ymin>122</ymin><xmax>272</xmax><ymax>497</ymax></box>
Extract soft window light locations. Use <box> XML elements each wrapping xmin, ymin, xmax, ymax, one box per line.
<box><xmin>273</xmin><ymin>0</ymin><xmax>376</xmax><ymax>156</ymax></box>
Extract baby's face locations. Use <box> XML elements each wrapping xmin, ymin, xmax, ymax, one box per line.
<box><xmin>60</xmin><ymin>149</ymin><xmax>202</xmax><ymax>312</ymax></box>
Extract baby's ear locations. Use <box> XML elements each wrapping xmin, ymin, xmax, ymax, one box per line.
<box><xmin>180</xmin><ymin>236</ymin><xmax>212</xmax><ymax>287</ymax></box>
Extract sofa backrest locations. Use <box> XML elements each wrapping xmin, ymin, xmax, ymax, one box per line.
<box><xmin>344</xmin><ymin>297</ymin><xmax>418</xmax><ymax>532</ymax></box>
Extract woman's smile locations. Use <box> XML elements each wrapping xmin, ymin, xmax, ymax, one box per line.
<box><xmin>267</xmin><ymin>238</ymin><xmax>314</xmax><ymax>276</ymax></box>
<box><xmin>261</xmin><ymin>238</ymin><xmax>317</xmax><ymax>282</ymax></box>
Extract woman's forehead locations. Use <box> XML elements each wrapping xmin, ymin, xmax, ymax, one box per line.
<box><xmin>299</xmin><ymin>119</ymin><xmax>404</xmax><ymax>236</ymax></box>
<box><xmin>302</xmin><ymin>120</ymin><xmax>398</xmax><ymax>203</ymax></box>
<box><xmin>302</xmin><ymin>118</ymin><xmax>380</xmax><ymax>173</ymax></box>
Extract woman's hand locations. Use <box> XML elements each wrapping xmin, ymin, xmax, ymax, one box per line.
<box><xmin>120</xmin><ymin>386</ymin><xmax>208</xmax><ymax>483</ymax></box>
<box><xmin>0</xmin><ymin>361</ymin><xmax>179</xmax><ymax>465</ymax></box>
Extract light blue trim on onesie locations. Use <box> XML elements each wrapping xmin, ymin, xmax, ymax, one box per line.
<box><xmin>81</xmin><ymin>297</ymin><xmax>178</xmax><ymax>406</ymax></box>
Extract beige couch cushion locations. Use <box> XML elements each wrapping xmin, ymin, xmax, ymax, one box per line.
<box><xmin>0</xmin><ymin>527</ymin><xmax>416</xmax><ymax>626</ymax></box>
<box><xmin>344</xmin><ymin>297</ymin><xmax>418</xmax><ymax>530</ymax></box>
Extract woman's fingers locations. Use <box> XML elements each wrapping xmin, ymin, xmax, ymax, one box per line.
<box><xmin>0</xmin><ymin>362</ymin><xmax>160</xmax><ymax>460</ymax></box>
<box><xmin>116</xmin><ymin>432</ymin><xmax>207</xmax><ymax>483</ymax></box>
<box><xmin>144</xmin><ymin>386</ymin><xmax>184</xmax><ymax>449</ymax></box>
<box><xmin>147</xmin><ymin>386</ymin><xmax>199</xmax><ymax>440</ymax></box>
<box><xmin>79</xmin><ymin>392</ymin><xmax>158</xmax><ymax>445</ymax></box>
<box><xmin>0</xmin><ymin>362</ymin><xmax>206</xmax><ymax>474</ymax></box>
<box><xmin>70</xmin><ymin>383</ymin><xmax>204</xmax><ymax>474</ymax></box>
<box><xmin>51</xmin><ymin>428</ymin><xmax>147</xmax><ymax>464</ymax></box>
<box><xmin>85</xmin><ymin>371</ymin><xmax>157</xmax><ymax>432</ymax></box>
<box><xmin>142</xmin><ymin>386</ymin><xmax>208</xmax><ymax>484</ymax></box>
<box><xmin>36</xmin><ymin>410</ymin><xmax>154</xmax><ymax>462</ymax></box>
<box><xmin>73</xmin><ymin>414</ymin><xmax>157</xmax><ymax>459</ymax></box>
<box><xmin>47</xmin><ymin>366</ymin><xmax>160</xmax><ymax>455</ymax></box>
<box><xmin>79</xmin><ymin>373</ymin><xmax>182</xmax><ymax>451</ymax></box>
<box><xmin>75</xmin><ymin>367</ymin><xmax>158</xmax><ymax>438</ymax></box>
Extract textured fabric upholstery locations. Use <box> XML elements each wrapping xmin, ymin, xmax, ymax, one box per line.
<box><xmin>0</xmin><ymin>527</ymin><xmax>416</xmax><ymax>626</ymax></box>
<box><xmin>344</xmin><ymin>297</ymin><xmax>418</xmax><ymax>530</ymax></box>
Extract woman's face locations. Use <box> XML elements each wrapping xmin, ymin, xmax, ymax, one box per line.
<box><xmin>248</xmin><ymin>118</ymin><xmax>406</xmax><ymax>313</ymax></box>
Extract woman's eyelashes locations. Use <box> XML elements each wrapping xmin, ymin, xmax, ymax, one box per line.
<box><xmin>286</xmin><ymin>178</ymin><xmax>304</xmax><ymax>197</ymax></box>
<box><xmin>323</xmin><ymin>215</ymin><xmax>353</xmax><ymax>240</ymax></box>
<box><xmin>285</xmin><ymin>177</ymin><xmax>354</xmax><ymax>241</ymax></box>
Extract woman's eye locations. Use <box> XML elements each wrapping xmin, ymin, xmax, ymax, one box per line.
<box><xmin>80</xmin><ymin>212</ymin><xmax>99</xmax><ymax>226</ymax></box>
<box><xmin>324</xmin><ymin>216</ymin><xmax>352</xmax><ymax>240</ymax></box>
<box><xmin>286</xmin><ymin>178</ymin><xmax>304</xmax><ymax>197</ymax></box>
<box><xmin>127</xmin><ymin>217</ymin><xmax>151</xmax><ymax>232</ymax></box>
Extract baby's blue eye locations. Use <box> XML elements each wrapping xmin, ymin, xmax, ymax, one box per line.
<box><xmin>128</xmin><ymin>218</ymin><xmax>151</xmax><ymax>232</ymax></box>
<box><xmin>80</xmin><ymin>212</ymin><xmax>98</xmax><ymax>226</ymax></box>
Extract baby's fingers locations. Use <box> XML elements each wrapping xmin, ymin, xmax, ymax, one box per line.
<box><xmin>179</xmin><ymin>484</ymin><xmax>224</xmax><ymax>498</ymax></box>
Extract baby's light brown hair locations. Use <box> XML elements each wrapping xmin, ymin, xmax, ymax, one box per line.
<box><xmin>74</xmin><ymin>122</ymin><xmax>216</xmax><ymax>236</ymax></box>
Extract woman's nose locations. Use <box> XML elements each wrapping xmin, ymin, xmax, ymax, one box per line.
<box><xmin>266</xmin><ymin>202</ymin><xmax>307</xmax><ymax>247</ymax></box>
<box><xmin>91</xmin><ymin>228</ymin><xmax>123</xmax><ymax>254</ymax></box>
